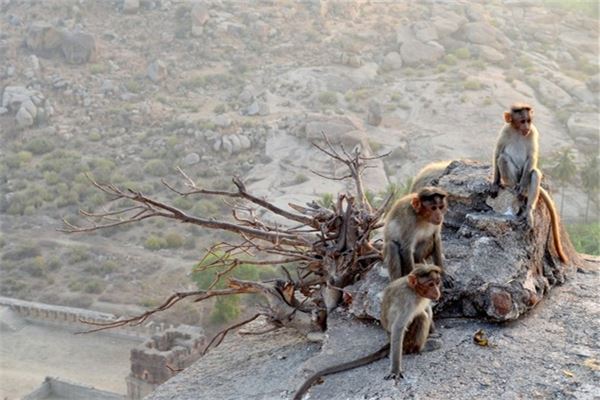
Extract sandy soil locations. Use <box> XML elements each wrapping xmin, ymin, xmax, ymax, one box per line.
<box><xmin>0</xmin><ymin>318</ymin><xmax>141</xmax><ymax>400</ymax></box>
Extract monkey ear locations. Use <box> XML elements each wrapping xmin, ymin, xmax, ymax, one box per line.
<box><xmin>503</xmin><ymin>111</ymin><xmax>512</xmax><ymax>123</ymax></box>
<box><xmin>407</xmin><ymin>274</ymin><xmax>417</xmax><ymax>289</ymax></box>
<box><xmin>410</xmin><ymin>196</ymin><xmax>421</xmax><ymax>211</ymax></box>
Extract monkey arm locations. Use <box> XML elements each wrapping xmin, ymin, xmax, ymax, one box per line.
<box><xmin>384</xmin><ymin>240</ymin><xmax>403</xmax><ymax>281</ymax></box>
<box><xmin>399</xmin><ymin>243</ymin><xmax>416</xmax><ymax>277</ymax></box>
<box><xmin>432</xmin><ymin>233</ymin><xmax>444</xmax><ymax>269</ymax></box>
<box><xmin>517</xmin><ymin>157</ymin><xmax>533</xmax><ymax>196</ymax></box>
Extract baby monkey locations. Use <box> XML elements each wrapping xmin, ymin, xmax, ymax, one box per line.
<box><xmin>491</xmin><ymin>103</ymin><xmax>567</xmax><ymax>263</ymax></box>
<box><xmin>292</xmin><ymin>264</ymin><xmax>442</xmax><ymax>400</ymax></box>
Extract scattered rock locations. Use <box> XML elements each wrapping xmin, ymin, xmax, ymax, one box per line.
<box><xmin>183</xmin><ymin>153</ymin><xmax>200</xmax><ymax>166</ymax></box>
<box><xmin>412</xmin><ymin>21</ymin><xmax>438</xmax><ymax>42</ymax></box>
<box><xmin>567</xmin><ymin>113</ymin><xmax>599</xmax><ymax>139</ymax></box>
<box><xmin>147</xmin><ymin>59</ymin><xmax>167</xmax><ymax>82</ymax></box>
<box><xmin>536</xmin><ymin>77</ymin><xmax>573</xmax><ymax>108</ymax></box>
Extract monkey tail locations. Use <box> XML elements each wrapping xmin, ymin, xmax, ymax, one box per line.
<box><xmin>292</xmin><ymin>344</ymin><xmax>390</xmax><ymax>400</ymax></box>
<box><xmin>539</xmin><ymin>188</ymin><xmax>568</xmax><ymax>263</ymax></box>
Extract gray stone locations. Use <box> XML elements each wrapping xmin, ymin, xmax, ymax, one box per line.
<box><xmin>238</xmin><ymin>135</ymin><xmax>251</xmax><ymax>150</ymax></box>
<box><xmin>258</xmin><ymin>101</ymin><xmax>269</xmax><ymax>116</ymax></box>
<box><xmin>221</xmin><ymin>136</ymin><xmax>233</xmax><ymax>154</ymax></box>
<box><xmin>246</xmin><ymin>101</ymin><xmax>260</xmax><ymax>116</ymax></box>
<box><xmin>412</xmin><ymin>21</ymin><xmax>438</xmax><ymax>42</ymax></box>
<box><xmin>536</xmin><ymin>77</ymin><xmax>573</xmax><ymax>108</ymax></box>
<box><xmin>214</xmin><ymin>115</ymin><xmax>232</xmax><ymax>128</ymax></box>
<box><xmin>183</xmin><ymin>153</ymin><xmax>200</xmax><ymax>166</ymax></box>
<box><xmin>25</xmin><ymin>22</ymin><xmax>64</xmax><ymax>56</ymax></box>
<box><xmin>212</xmin><ymin>138</ymin><xmax>222</xmax><ymax>152</ymax></box>
<box><xmin>147</xmin><ymin>59</ymin><xmax>167</xmax><ymax>82</ymax></box>
<box><xmin>381</xmin><ymin>51</ymin><xmax>403</xmax><ymax>71</ymax></box>
<box><xmin>229</xmin><ymin>135</ymin><xmax>242</xmax><ymax>154</ymax></box>
<box><xmin>123</xmin><ymin>0</ymin><xmax>140</xmax><ymax>14</ymax></box>
<box><xmin>61</xmin><ymin>31</ymin><xmax>97</xmax><ymax>64</ymax></box>
<box><xmin>16</xmin><ymin>107</ymin><xmax>34</xmax><ymax>128</ymax></box>
<box><xmin>0</xmin><ymin>107</ymin><xmax>7</xmax><ymax>115</ymax></box>
<box><xmin>400</xmin><ymin>40</ymin><xmax>445</xmax><ymax>66</ymax></box>
<box><xmin>474</xmin><ymin>44</ymin><xmax>505</xmax><ymax>62</ymax></box>
<box><xmin>460</xmin><ymin>22</ymin><xmax>506</xmax><ymax>47</ymax></box>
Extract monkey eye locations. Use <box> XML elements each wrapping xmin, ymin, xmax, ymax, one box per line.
<box><xmin>431</xmin><ymin>206</ymin><xmax>437</xmax><ymax>211</ymax></box>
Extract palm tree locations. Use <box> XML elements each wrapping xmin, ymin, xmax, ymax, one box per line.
<box><xmin>550</xmin><ymin>147</ymin><xmax>577</xmax><ymax>218</ymax></box>
<box><xmin>580</xmin><ymin>156</ymin><xmax>600</xmax><ymax>222</ymax></box>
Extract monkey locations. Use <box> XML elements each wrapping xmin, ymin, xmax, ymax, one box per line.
<box><xmin>383</xmin><ymin>186</ymin><xmax>448</xmax><ymax>281</ymax></box>
<box><xmin>292</xmin><ymin>264</ymin><xmax>443</xmax><ymax>400</ymax></box>
<box><xmin>410</xmin><ymin>160</ymin><xmax>451</xmax><ymax>192</ymax></box>
<box><xmin>490</xmin><ymin>103</ymin><xmax>568</xmax><ymax>263</ymax></box>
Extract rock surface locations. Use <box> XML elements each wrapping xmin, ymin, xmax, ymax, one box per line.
<box><xmin>349</xmin><ymin>160</ymin><xmax>581</xmax><ymax>322</ymax></box>
<box><xmin>145</xmin><ymin>257</ymin><xmax>599</xmax><ymax>400</ymax></box>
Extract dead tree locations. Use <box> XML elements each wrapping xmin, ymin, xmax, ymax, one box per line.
<box><xmin>62</xmin><ymin>138</ymin><xmax>392</xmax><ymax>335</ymax></box>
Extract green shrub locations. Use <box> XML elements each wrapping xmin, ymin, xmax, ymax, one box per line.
<box><xmin>25</xmin><ymin>138</ymin><xmax>55</xmax><ymax>155</ymax></box>
<box><xmin>2</xmin><ymin>243</ymin><xmax>41</xmax><ymax>260</ymax></box>
<box><xmin>173</xmin><ymin>196</ymin><xmax>194</xmax><ymax>210</ymax></box>
<box><xmin>210</xmin><ymin>296</ymin><xmax>241</xmax><ymax>324</ymax></box>
<box><xmin>18</xmin><ymin>151</ymin><xmax>33</xmax><ymax>164</ymax></box>
<box><xmin>143</xmin><ymin>159</ymin><xmax>169</xmax><ymax>177</ymax></box>
<box><xmin>453</xmin><ymin>47</ymin><xmax>470</xmax><ymax>60</ymax></box>
<box><xmin>165</xmin><ymin>232</ymin><xmax>185</xmax><ymax>249</ymax></box>
<box><xmin>67</xmin><ymin>246</ymin><xmax>90</xmax><ymax>264</ymax></box>
<box><xmin>443</xmin><ymin>54</ymin><xmax>458</xmax><ymax>66</ymax></box>
<box><xmin>144</xmin><ymin>234</ymin><xmax>166</xmax><ymax>250</ymax></box>
<box><xmin>318</xmin><ymin>193</ymin><xmax>334</xmax><ymax>209</ymax></box>
<box><xmin>84</xmin><ymin>280</ymin><xmax>105</xmax><ymax>294</ymax></box>
<box><xmin>318</xmin><ymin>91</ymin><xmax>338</xmax><ymax>105</ymax></box>
<box><xmin>567</xmin><ymin>222</ymin><xmax>600</xmax><ymax>255</ymax></box>
<box><xmin>463</xmin><ymin>79</ymin><xmax>482</xmax><ymax>91</ymax></box>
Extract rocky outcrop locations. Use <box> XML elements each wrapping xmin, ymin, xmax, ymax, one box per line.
<box><xmin>348</xmin><ymin>160</ymin><xmax>581</xmax><ymax>322</ymax></box>
<box><xmin>25</xmin><ymin>22</ymin><xmax>96</xmax><ymax>64</ymax></box>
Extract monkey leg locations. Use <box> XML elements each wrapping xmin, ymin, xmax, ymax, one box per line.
<box><xmin>385</xmin><ymin>318</ymin><xmax>406</xmax><ymax>381</ymax></box>
<box><xmin>523</xmin><ymin>168</ymin><xmax>541</xmax><ymax>227</ymax></box>
<box><xmin>497</xmin><ymin>154</ymin><xmax>520</xmax><ymax>188</ymax></box>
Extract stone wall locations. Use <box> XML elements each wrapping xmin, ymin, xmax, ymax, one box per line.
<box><xmin>127</xmin><ymin>326</ymin><xmax>205</xmax><ymax>400</ymax></box>
<box><xmin>0</xmin><ymin>296</ymin><xmax>172</xmax><ymax>338</ymax></box>
<box><xmin>23</xmin><ymin>376</ymin><xmax>123</xmax><ymax>400</ymax></box>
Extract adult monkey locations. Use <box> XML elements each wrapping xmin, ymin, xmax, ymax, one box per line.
<box><xmin>490</xmin><ymin>103</ymin><xmax>568</xmax><ymax>263</ymax></box>
<box><xmin>383</xmin><ymin>187</ymin><xmax>448</xmax><ymax>280</ymax></box>
<box><xmin>292</xmin><ymin>264</ymin><xmax>443</xmax><ymax>400</ymax></box>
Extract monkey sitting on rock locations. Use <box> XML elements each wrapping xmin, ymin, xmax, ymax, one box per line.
<box><xmin>292</xmin><ymin>264</ymin><xmax>443</xmax><ymax>400</ymax></box>
<box><xmin>491</xmin><ymin>103</ymin><xmax>567</xmax><ymax>263</ymax></box>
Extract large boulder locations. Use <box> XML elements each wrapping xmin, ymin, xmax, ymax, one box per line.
<box><xmin>400</xmin><ymin>40</ymin><xmax>445</xmax><ymax>66</ymax></box>
<box><xmin>348</xmin><ymin>160</ymin><xmax>581</xmax><ymax>322</ymax></box>
<box><xmin>61</xmin><ymin>31</ymin><xmax>97</xmax><ymax>64</ymax></box>
<box><xmin>25</xmin><ymin>22</ymin><xmax>64</xmax><ymax>57</ymax></box>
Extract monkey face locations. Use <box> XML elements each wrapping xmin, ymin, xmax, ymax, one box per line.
<box><xmin>410</xmin><ymin>273</ymin><xmax>442</xmax><ymax>300</ymax></box>
<box><xmin>511</xmin><ymin>110</ymin><xmax>532</xmax><ymax>136</ymax></box>
<box><xmin>420</xmin><ymin>199</ymin><xmax>446</xmax><ymax>225</ymax></box>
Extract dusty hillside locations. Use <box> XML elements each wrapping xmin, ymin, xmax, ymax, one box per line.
<box><xmin>0</xmin><ymin>1</ymin><xmax>598</xmax><ymax>319</ymax></box>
